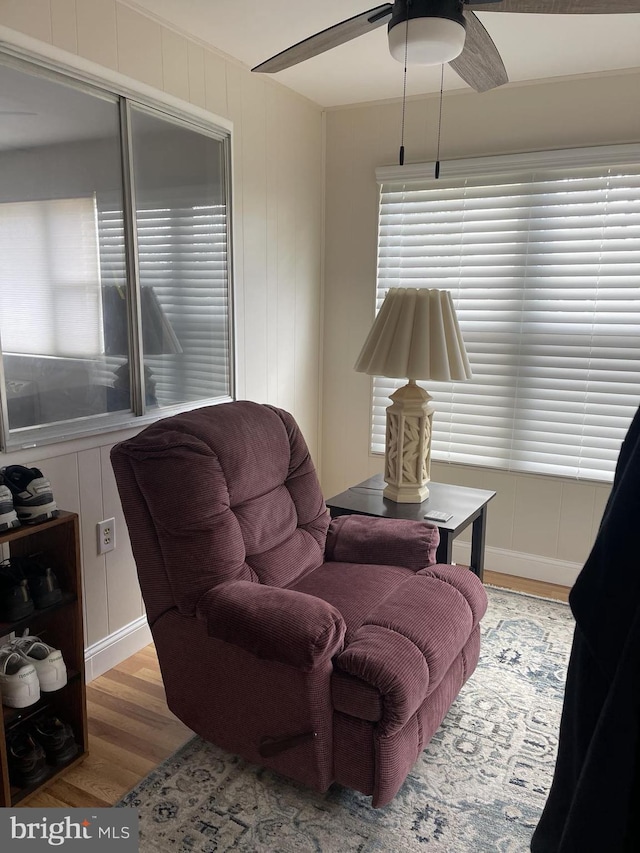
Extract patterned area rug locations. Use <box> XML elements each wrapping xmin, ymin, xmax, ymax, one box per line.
<box><xmin>118</xmin><ymin>587</ymin><xmax>574</xmax><ymax>852</ymax></box>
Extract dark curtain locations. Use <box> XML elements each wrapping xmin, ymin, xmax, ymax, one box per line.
<box><xmin>531</xmin><ymin>406</ymin><xmax>640</xmax><ymax>852</ymax></box>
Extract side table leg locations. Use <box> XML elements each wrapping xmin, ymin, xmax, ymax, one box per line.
<box><xmin>470</xmin><ymin>509</ymin><xmax>487</xmax><ymax>582</ymax></box>
<box><xmin>436</xmin><ymin>530</ymin><xmax>454</xmax><ymax>566</ymax></box>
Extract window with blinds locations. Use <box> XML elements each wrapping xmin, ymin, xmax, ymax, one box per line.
<box><xmin>0</xmin><ymin>52</ymin><xmax>232</xmax><ymax>450</ymax></box>
<box><xmin>373</xmin><ymin>145</ymin><xmax>640</xmax><ymax>482</ymax></box>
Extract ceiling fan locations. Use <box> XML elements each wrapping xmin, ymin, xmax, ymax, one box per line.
<box><xmin>252</xmin><ymin>0</ymin><xmax>640</xmax><ymax>93</ymax></box>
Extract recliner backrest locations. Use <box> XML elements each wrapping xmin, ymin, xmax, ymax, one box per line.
<box><xmin>111</xmin><ymin>401</ymin><xmax>329</xmax><ymax>622</ymax></box>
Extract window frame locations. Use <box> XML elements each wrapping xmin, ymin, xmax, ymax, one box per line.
<box><xmin>0</xmin><ymin>47</ymin><xmax>235</xmax><ymax>452</ymax></box>
<box><xmin>373</xmin><ymin>143</ymin><xmax>640</xmax><ymax>484</ymax></box>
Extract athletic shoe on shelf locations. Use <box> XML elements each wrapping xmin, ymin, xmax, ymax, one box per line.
<box><xmin>32</xmin><ymin>714</ymin><xmax>79</xmax><ymax>765</ymax></box>
<box><xmin>0</xmin><ymin>476</ymin><xmax>20</xmax><ymax>532</ymax></box>
<box><xmin>0</xmin><ymin>466</ymin><xmax>58</xmax><ymax>525</ymax></box>
<box><xmin>16</xmin><ymin>553</ymin><xmax>63</xmax><ymax>609</ymax></box>
<box><xmin>0</xmin><ymin>559</ymin><xmax>35</xmax><ymax>623</ymax></box>
<box><xmin>7</xmin><ymin>730</ymin><xmax>48</xmax><ymax>788</ymax></box>
<box><xmin>0</xmin><ymin>647</ymin><xmax>40</xmax><ymax>708</ymax></box>
<box><xmin>9</xmin><ymin>631</ymin><xmax>67</xmax><ymax>693</ymax></box>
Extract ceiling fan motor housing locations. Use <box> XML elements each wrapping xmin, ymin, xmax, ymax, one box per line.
<box><xmin>388</xmin><ymin>0</ymin><xmax>467</xmax><ymax>65</ymax></box>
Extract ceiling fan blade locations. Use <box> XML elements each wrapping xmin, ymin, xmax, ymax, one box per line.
<box><xmin>449</xmin><ymin>11</ymin><xmax>508</xmax><ymax>92</ymax></box>
<box><xmin>466</xmin><ymin>1</ymin><xmax>640</xmax><ymax>12</ymax></box>
<box><xmin>252</xmin><ymin>4</ymin><xmax>393</xmax><ymax>73</ymax></box>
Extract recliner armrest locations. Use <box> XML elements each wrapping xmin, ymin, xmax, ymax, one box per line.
<box><xmin>197</xmin><ymin>580</ymin><xmax>346</xmax><ymax>672</ymax></box>
<box><xmin>326</xmin><ymin>515</ymin><xmax>439</xmax><ymax>571</ymax></box>
<box><xmin>335</xmin><ymin>626</ymin><xmax>430</xmax><ymax>734</ymax></box>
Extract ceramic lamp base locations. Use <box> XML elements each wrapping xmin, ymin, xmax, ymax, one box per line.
<box><xmin>383</xmin><ymin>380</ymin><xmax>433</xmax><ymax>504</ymax></box>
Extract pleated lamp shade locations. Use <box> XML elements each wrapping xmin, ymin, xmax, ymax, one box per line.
<box><xmin>355</xmin><ymin>288</ymin><xmax>471</xmax><ymax>381</ymax></box>
<box><xmin>355</xmin><ymin>288</ymin><xmax>471</xmax><ymax>504</ymax></box>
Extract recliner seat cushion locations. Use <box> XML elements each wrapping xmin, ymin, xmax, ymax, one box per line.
<box><xmin>288</xmin><ymin>561</ymin><xmax>415</xmax><ymax>642</ymax></box>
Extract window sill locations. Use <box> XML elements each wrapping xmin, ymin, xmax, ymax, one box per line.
<box><xmin>1</xmin><ymin>395</ymin><xmax>234</xmax><ymax>462</ymax></box>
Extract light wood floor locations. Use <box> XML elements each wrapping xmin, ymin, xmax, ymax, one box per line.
<box><xmin>25</xmin><ymin>645</ymin><xmax>192</xmax><ymax>808</ymax></box>
<box><xmin>21</xmin><ymin>574</ymin><xmax>569</xmax><ymax>808</ymax></box>
<box><xmin>484</xmin><ymin>570</ymin><xmax>569</xmax><ymax>603</ymax></box>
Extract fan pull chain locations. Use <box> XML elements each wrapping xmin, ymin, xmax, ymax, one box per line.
<box><xmin>399</xmin><ymin>11</ymin><xmax>410</xmax><ymax>166</ymax></box>
<box><xmin>435</xmin><ymin>64</ymin><xmax>445</xmax><ymax>179</ymax></box>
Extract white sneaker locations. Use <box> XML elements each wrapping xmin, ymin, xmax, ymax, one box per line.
<box><xmin>0</xmin><ymin>481</ymin><xmax>20</xmax><ymax>532</ymax></box>
<box><xmin>0</xmin><ymin>647</ymin><xmax>40</xmax><ymax>708</ymax></box>
<box><xmin>10</xmin><ymin>634</ymin><xmax>67</xmax><ymax>693</ymax></box>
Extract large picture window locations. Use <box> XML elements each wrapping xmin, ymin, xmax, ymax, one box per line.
<box><xmin>0</xmin><ymin>53</ymin><xmax>232</xmax><ymax>450</ymax></box>
<box><xmin>373</xmin><ymin>145</ymin><xmax>640</xmax><ymax>482</ymax></box>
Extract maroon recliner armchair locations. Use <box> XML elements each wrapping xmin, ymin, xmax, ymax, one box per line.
<box><xmin>111</xmin><ymin>401</ymin><xmax>487</xmax><ymax>807</ymax></box>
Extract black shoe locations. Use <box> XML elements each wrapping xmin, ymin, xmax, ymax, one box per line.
<box><xmin>0</xmin><ymin>476</ymin><xmax>20</xmax><ymax>532</ymax></box>
<box><xmin>0</xmin><ymin>466</ymin><xmax>57</xmax><ymax>525</ymax></box>
<box><xmin>17</xmin><ymin>553</ymin><xmax>63</xmax><ymax>609</ymax></box>
<box><xmin>0</xmin><ymin>559</ymin><xmax>35</xmax><ymax>622</ymax></box>
<box><xmin>32</xmin><ymin>715</ymin><xmax>79</xmax><ymax>765</ymax></box>
<box><xmin>7</xmin><ymin>730</ymin><xmax>49</xmax><ymax>787</ymax></box>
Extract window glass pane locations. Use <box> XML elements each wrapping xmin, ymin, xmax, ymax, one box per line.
<box><xmin>129</xmin><ymin>107</ymin><xmax>230</xmax><ymax>409</ymax></box>
<box><xmin>0</xmin><ymin>61</ymin><xmax>130</xmax><ymax>434</ymax></box>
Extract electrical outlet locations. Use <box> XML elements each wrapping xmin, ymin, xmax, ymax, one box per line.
<box><xmin>97</xmin><ymin>518</ymin><xmax>116</xmax><ymax>555</ymax></box>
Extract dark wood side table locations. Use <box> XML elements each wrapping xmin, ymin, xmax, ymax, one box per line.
<box><xmin>326</xmin><ymin>474</ymin><xmax>496</xmax><ymax>582</ymax></box>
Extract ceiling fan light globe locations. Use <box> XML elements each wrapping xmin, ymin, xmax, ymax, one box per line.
<box><xmin>388</xmin><ymin>17</ymin><xmax>466</xmax><ymax>65</ymax></box>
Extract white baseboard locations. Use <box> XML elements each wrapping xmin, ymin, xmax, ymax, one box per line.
<box><xmin>84</xmin><ymin>615</ymin><xmax>152</xmax><ymax>683</ymax></box>
<box><xmin>453</xmin><ymin>541</ymin><xmax>581</xmax><ymax>588</ymax></box>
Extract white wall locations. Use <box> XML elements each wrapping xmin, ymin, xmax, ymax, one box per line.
<box><xmin>322</xmin><ymin>70</ymin><xmax>640</xmax><ymax>587</ymax></box>
<box><xmin>0</xmin><ymin>0</ymin><xmax>324</xmax><ymax>675</ymax></box>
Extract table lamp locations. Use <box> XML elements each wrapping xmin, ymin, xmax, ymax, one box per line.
<box><xmin>355</xmin><ymin>287</ymin><xmax>471</xmax><ymax>503</ymax></box>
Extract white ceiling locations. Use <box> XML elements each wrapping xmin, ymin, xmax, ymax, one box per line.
<box><xmin>126</xmin><ymin>1</ymin><xmax>640</xmax><ymax>107</ymax></box>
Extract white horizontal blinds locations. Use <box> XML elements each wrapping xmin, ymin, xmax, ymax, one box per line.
<box><xmin>96</xmin><ymin>198</ymin><xmax>127</xmax><ymax>293</ymax></box>
<box><xmin>135</xmin><ymin>189</ymin><xmax>230</xmax><ymax>403</ymax></box>
<box><xmin>375</xmin><ymin>156</ymin><xmax>640</xmax><ymax>481</ymax></box>
<box><xmin>0</xmin><ymin>196</ymin><xmax>103</xmax><ymax>357</ymax></box>
<box><xmin>96</xmin><ymin>193</ymin><xmax>230</xmax><ymax>402</ymax></box>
